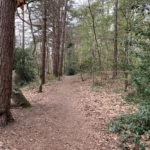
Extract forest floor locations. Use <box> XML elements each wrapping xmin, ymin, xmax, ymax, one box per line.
<box><xmin>0</xmin><ymin>75</ymin><xmax>136</xmax><ymax>150</ymax></box>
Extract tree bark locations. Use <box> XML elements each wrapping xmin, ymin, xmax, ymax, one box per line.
<box><xmin>0</xmin><ymin>0</ymin><xmax>16</xmax><ymax>126</ymax></box>
<box><xmin>52</xmin><ymin>22</ymin><xmax>58</xmax><ymax>76</ymax></box>
<box><xmin>59</xmin><ymin>0</ymin><xmax>68</xmax><ymax>77</ymax></box>
<box><xmin>22</xmin><ymin>5</ymin><xmax>25</xmax><ymax>50</ymax></box>
<box><xmin>39</xmin><ymin>0</ymin><xmax>47</xmax><ymax>92</ymax></box>
<box><xmin>52</xmin><ymin>3</ymin><xmax>61</xmax><ymax>77</ymax></box>
<box><xmin>112</xmin><ymin>0</ymin><xmax>119</xmax><ymax>79</ymax></box>
<box><xmin>124</xmin><ymin>12</ymin><xmax>130</xmax><ymax>92</ymax></box>
<box><xmin>27</xmin><ymin>3</ymin><xmax>37</xmax><ymax>55</ymax></box>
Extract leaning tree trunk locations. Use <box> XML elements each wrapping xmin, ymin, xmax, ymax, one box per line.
<box><xmin>0</xmin><ymin>0</ymin><xmax>16</xmax><ymax>126</ymax></box>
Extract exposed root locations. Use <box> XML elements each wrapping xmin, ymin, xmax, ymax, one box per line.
<box><xmin>0</xmin><ymin>111</ymin><xmax>14</xmax><ymax>127</ymax></box>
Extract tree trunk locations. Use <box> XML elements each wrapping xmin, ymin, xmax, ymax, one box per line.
<box><xmin>52</xmin><ymin>7</ymin><xmax>61</xmax><ymax>77</ymax></box>
<box><xmin>46</xmin><ymin>47</ymin><xmax>50</xmax><ymax>74</ymax></box>
<box><xmin>59</xmin><ymin>0</ymin><xmax>68</xmax><ymax>77</ymax></box>
<box><xmin>0</xmin><ymin>0</ymin><xmax>16</xmax><ymax>126</ymax></box>
<box><xmin>52</xmin><ymin>24</ymin><xmax>58</xmax><ymax>76</ymax></box>
<box><xmin>88</xmin><ymin>0</ymin><xmax>102</xmax><ymax>72</ymax></box>
<box><xmin>27</xmin><ymin>3</ymin><xmax>37</xmax><ymax>55</ymax></box>
<box><xmin>112</xmin><ymin>0</ymin><xmax>119</xmax><ymax>79</ymax></box>
<box><xmin>124</xmin><ymin>14</ymin><xmax>130</xmax><ymax>92</ymax></box>
<box><xmin>39</xmin><ymin>0</ymin><xmax>47</xmax><ymax>92</ymax></box>
<box><xmin>22</xmin><ymin>5</ymin><xmax>25</xmax><ymax>51</ymax></box>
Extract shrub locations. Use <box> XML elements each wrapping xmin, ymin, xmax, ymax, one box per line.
<box><xmin>110</xmin><ymin>105</ymin><xmax>150</xmax><ymax>149</ymax></box>
<box><xmin>13</xmin><ymin>47</ymin><xmax>36</xmax><ymax>85</ymax></box>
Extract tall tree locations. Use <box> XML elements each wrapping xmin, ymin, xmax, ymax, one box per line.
<box><xmin>59</xmin><ymin>0</ymin><xmax>69</xmax><ymax>77</ymax></box>
<box><xmin>88</xmin><ymin>0</ymin><xmax>102</xmax><ymax>72</ymax></box>
<box><xmin>39</xmin><ymin>0</ymin><xmax>47</xmax><ymax>92</ymax></box>
<box><xmin>22</xmin><ymin>5</ymin><xmax>25</xmax><ymax>50</ymax></box>
<box><xmin>0</xmin><ymin>1</ymin><xmax>16</xmax><ymax>126</ymax></box>
<box><xmin>112</xmin><ymin>0</ymin><xmax>119</xmax><ymax>79</ymax></box>
<box><xmin>52</xmin><ymin>0</ymin><xmax>61</xmax><ymax>77</ymax></box>
<box><xmin>51</xmin><ymin>0</ymin><xmax>69</xmax><ymax>77</ymax></box>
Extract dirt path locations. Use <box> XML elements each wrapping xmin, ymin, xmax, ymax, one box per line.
<box><xmin>0</xmin><ymin>76</ymin><xmax>135</xmax><ymax>150</ymax></box>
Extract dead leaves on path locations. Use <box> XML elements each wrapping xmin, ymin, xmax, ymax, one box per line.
<box><xmin>0</xmin><ymin>76</ymin><xmax>137</xmax><ymax>150</ymax></box>
<box><xmin>74</xmin><ymin>79</ymin><xmax>136</xmax><ymax>149</ymax></box>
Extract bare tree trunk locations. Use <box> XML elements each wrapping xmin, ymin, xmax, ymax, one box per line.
<box><xmin>46</xmin><ymin>46</ymin><xmax>50</xmax><ymax>74</ymax></box>
<box><xmin>0</xmin><ymin>0</ymin><xmax>16</xmax><ymax>126</ymax></box>
<box><xmin>80</xmin><ymin>65</ymin><xmax>84</xmax><ymax>81</ymax></box>
<box><xmin>112</xmin><ymin>0</ymin><xmax>119</xmax><ymax>79</ymax></box>
<box><xmin>124</xmin><ymin>15</ymin><xmax>129</xmax><ymax>92</ymax></box>
<box><xmin>27</xmin><ymin>4</ymin><xmax>37</xmax><ymax>55</ymax></box>
<box><xmin>52</xmin><ymin>3</ymin><xmax>61</xmax><ymax>78</ymax></box>
<box><xmin>55</xmin><ymin>23</ymin><xmax>61</xmax><ymax>77</ymax></box>
<box><xmin>22</xmin><ymin>5</ymin><xmax>25</xmax><ymax>50</ymax></box>
<box><xmin>88</xmin><ymin>0</ymin><xmax>102</xmax><ymax>71</ymax></box>
<box><xmin>52</xmin><ymin>33</ymin><xmax>60</xmax><ymax>77</ymax></box>
<box><xmin>124</xmin><ymin>38</ymin><xmax>129</xmax><ymax>92</ymax></box>
<box><xmin>59</xmin><ymin>0</ymin><xmax>68</xmax><ymax>77</ymax></box>
<box><xmin>39</xmin><ymin>0</ymin><xmax>47</xmax><ymax>92</ymax></box>
<box><xmin>52</xmin><ymin>23</ymin><xmax>58</xmax><ymax>76</ymax></box>
<box><xmin>52</xmin><ymin>20</ymin><xmax>55</xmax><ymax>73</ymax></box>
<box><xmin>51</xmin><ymin>0</ymin><xmax>69</xmax><ymax>78</ymax></box>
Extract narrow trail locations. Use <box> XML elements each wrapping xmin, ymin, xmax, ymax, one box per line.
<box><xmin>0</xmin><ymin>76</ymin><xmax>135</xmax><ymax>150</ymax></box>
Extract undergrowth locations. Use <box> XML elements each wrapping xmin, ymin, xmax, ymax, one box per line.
<box><xmin>109</xmin><ymin>4</ymin><xmax>150</xmax><ymax>149</ymax></box>
<box><xmin>109</xmin><ymin>104</ymin><xmax>150</xmax><ymax>150</ymax></box>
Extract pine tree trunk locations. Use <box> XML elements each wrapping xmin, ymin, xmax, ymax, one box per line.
<box><xmin>52</xmin><ymin>6</ymin><xmax>61</xmax><ymax>77</ymax></box>
<box><xmin>52</xmin><ymin>23</ymin><xmax>59</xmax><ymax>77</ymax></box>
<box><xmin>124</xmin><ymin>13</ymin><xmax>130</xmax><ymax>92</ymax></box>
<box><xmin>22</xmin><ymin>5</ymin><xmax>25</xmax><ymax>51</ymax></box>
<box><xmin>59</xmin><ymin>0</ymin><xmax>68</xmax><ymax>77</ymax></box>
<box><xmin>112</xmin><ymin>0</ymin><xmax>118</xmax><ymax>79</ymax></box>
<box><xmin>52</xmin><ymin>24</ymin><xmax>58</xmax><ymax>76</ymax></box>
<box><xmin>39</xmin><ymin>0</ymin><xmax>47</xmax><ymax>92</ymax></box>
<box><xmin>0</xmin><ymin>0</ymin><xmax>16</xmax><ymax>126</ymax></box>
